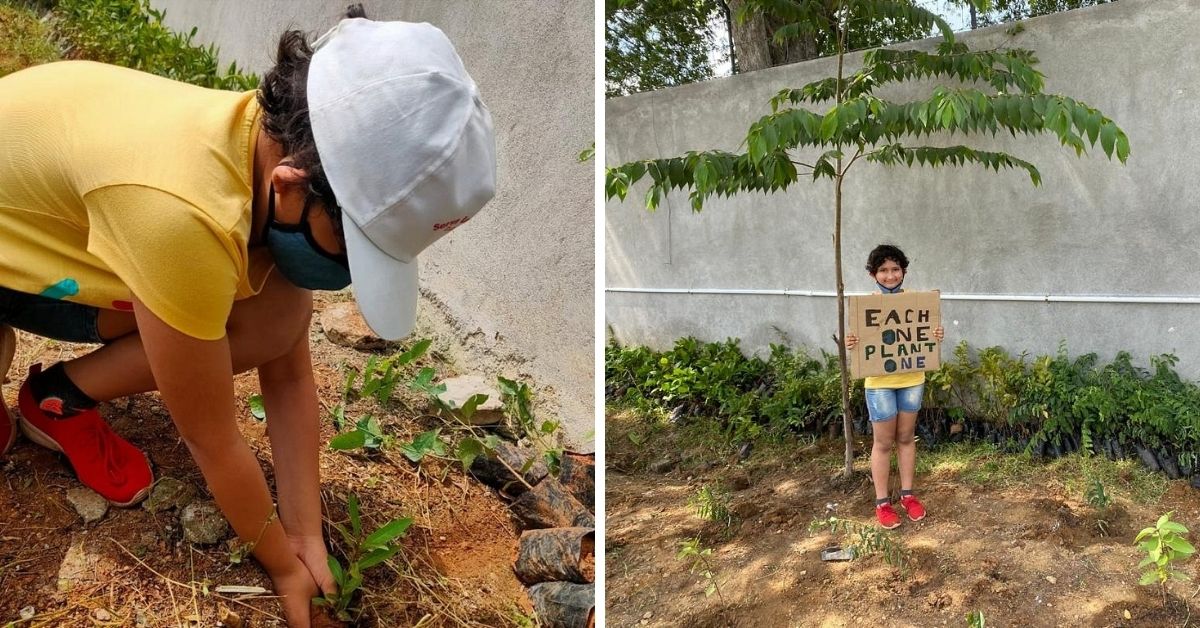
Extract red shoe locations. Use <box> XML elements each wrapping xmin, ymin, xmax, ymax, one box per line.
<box><xmin>0</xmin><ymin>326</ymin><xmax>15</xmax><ymax>456</ymax></box>
<box><xmin>900</xmin><ymin>494</ymin><xmax>927</xmax><ymax>521</ymax></box>
<box><xmin>17</xmin><ymin>365</ymin><xmax>153</xmax><ymax>506</ymax></box>
<box><xmin>876</xmin><ymin>502</ymin><xmax>902</xmax><ymax>529</ymax></box>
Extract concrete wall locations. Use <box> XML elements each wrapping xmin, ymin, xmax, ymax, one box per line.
<box><xmin>151</xmin><ymin>1</ymin><xmax>595</xmax><ymax>449</ymax></box>
<box><xmin>606</xmin><ymin>0</ymin><xmax>1200</xmax><ymax>378</ymax></box>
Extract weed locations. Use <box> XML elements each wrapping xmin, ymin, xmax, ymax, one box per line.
<box><xmin>689</xmin><ymin>485</ymin><xmax>732</xmax><ymax>527</ymax></box>
<box><xmin>810</xmin><ymin>516</ymin><xmax>911</xmax><ymax>574</ymax></box>
<box><xmin>329</xmin><ymin>415</ymin><xmax>392</xmax><ymax>452</ymax></box>
<box><xmin>316</xmin><ymin>494</ymin><xmax>413</xmax><ymax>621</ymax></box>
<box><xmin>1135</xmin><ymin>511</ymin><xmax>1195</xmax><ymax>606</ymax></box>
<box><xmin>0</xmin><ymin>3</ymin><xmax>60</xmax><ymax>77</ymax></box>
<box><xmin>676</xmin><ymin>537</ymin><xmax>727</xmax><ymax>605</ymax></box>
<box><xmin>55</xmin><ymin>0</ymin><xmax>257</xmax><ymax>90</ymax></box>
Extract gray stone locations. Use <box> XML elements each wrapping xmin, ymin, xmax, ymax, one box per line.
<box><xmin>648</xmin><ymin>457</ymin><xmax>679</xmax><ymax>474</ymax></box>
<box><xmin>436</xmin><ymin>375</ymin><xmax>505</xmax><ymax>425</ymax></box>
<box><xmin>144</xmin><ymin>477</ymin><xmax>198</xmax><ymax>513</ymax></box>
<box><xmin>65</xmin><ymin>487</ymin><xmax>108</xmax><ymax>523</ymax></box>
<box><xmin>57</xmin><ymin>541</ymin><xmax>115</xmax><ymax>592</ymax></box>
<box><xmin>319</xmin><ymin>302</ymin><xmax>385</xmax><ymax>350</ymax></box>
<box><xmin>180</xmin><ymin>501</ymin><xmax>230</xmax><ymax>545</ymax></box>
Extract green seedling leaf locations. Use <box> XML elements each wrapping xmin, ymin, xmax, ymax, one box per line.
<box><xmin>247</xmin><ymin>394</ymin><xmax>265</xmax><ymax>420</ymax></box>
<box><xmin>461</xmin><ymin>394</ymin><xmax>488</xmax><ymax>420</ymax></box>
<box><xmin>364</xmin><ymin>518</ymin><xmax>413</xmax><ymax>550</ymax></box>
<box><xmin>329</xmin><ymin>431</ymin><xmax>367</xmax><ymax>451</ymax></box>
<box><xmin>394</xmin><ymin>338</ymin><xmax>432</xmax><ymax>367</ymax></box>
<box><xmin>457</xmin><ymin>437</ymin><xmax>484</xmax><ymax>470</ymax></box>
<box><xmin>329</xmin><ymin>403</ymin><xmax>345</xmax><ymax>430</ymax></box>
<box><xmin>483</xmin><ymin>434</ymin><xmax>502</xmax><ymax>450</ymax></box>
<box><xmin>400</xmin><ymin>429</ymin><xmax>446</xmax><ymax>462</ymax></box>
<box><xmin>348</xmin><ymin>493</ymin><xmax>362</xmax><ymax>538</ymax></box>
<box><xmin>358</xmin><ymin>545</ymin><xmax>401</xmax><ymax>570</ymax></box>
<box><xmin>327</xmin><ymin>555</ymin><xmax>346</xmax><ymax>586</ymax></box>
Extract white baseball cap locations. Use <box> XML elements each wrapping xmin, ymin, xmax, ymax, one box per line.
<box><xmin>308</xmin><ymin>18</ymin><xmax>496</xmax><ymax>339</ymax></box>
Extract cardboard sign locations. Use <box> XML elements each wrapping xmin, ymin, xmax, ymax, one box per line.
<box><xmin>848</xmin><ymin>291</ymin><xmax>941</xmax><ymax>379</ymax></box>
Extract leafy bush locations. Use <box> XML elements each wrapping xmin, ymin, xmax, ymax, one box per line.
<box><xmin>1135</xmin><ymin>511</ymin><xmax>1194</xmax><ymax>605</ymax></box>
<box><xmin>0</xmin><ymin>3</ymin><xmax>61</xmax><ymax>77</ymax></box>
<box><xmin>55</xmin><ymin>0</ymin><xmax>258</xmax><ymax>90</ymax></box>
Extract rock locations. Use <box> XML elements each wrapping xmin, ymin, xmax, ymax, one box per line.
<box><xmin>436</xmin><ymin>375</ymin><xmax>505</xmax><ymax>425</ymax></box>
<box><xmin>648</xmin><ymin>457</ymin><xmax>679</xmax><ymax>474</ymax></box>
<box><xmin>218</xmin><ymin>606</ymin><xmax>243</xmax><ymax>628</ymax></box>
<box><xmin>19</xmin><ymin>607</ymin><xmax>34</xmax><ymax>621</ymax></box>
<box><xmin>66</xmin><ymin>488</ymin><xmax>109</xmax><ymax>523</ymax></box>
<box><xmin>144</xmin><ymin>477</ymin><xmax>197</xmax><ymax>513</ymax></box>
<box><xmin>180</xmin><ymin>501</ymin><xmax>230</xmax><ymax>545</ymax></box>
<box><xmin>58</xmin><ymin>541</ymin><xmax>116</xmax><ymax>592</ymax></box>
<box><xmin>1045</xmin><ymin>575</ymin><xmax>1057</xmax><ymax>584</ymax></box>
<box><xmin>93</xmin><ymin>609</ymin><xmax>112</xmax><ymax>621</ymax></box>
<box><xmin>737</xmin><ymin>442</ymin><xmax>754</xmax><ymax>461</ymax></box>
<box><xmin>319</xmin><ymin>302</ymin><xmax>386</xmax><ymax>350</ymax></box>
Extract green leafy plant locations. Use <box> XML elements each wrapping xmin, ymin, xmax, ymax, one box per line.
<box><xmin>676</xmin><ymin>537</ymin><xmax>728</xmax><ymax>606</ymax></box>
<box><xmin>607</xmin><ymin>0</ymin><xmax>1129</xmax><ymax>477</ymax></box>
<box><xmin>315</xmin><ymin>494</ymin><xmax>413</xmax><ymax>621</ymax></box>
<box><xmin>329</xmin><ymin>415</ymin><xmax>393</xmax><ymax>452</ymax></box>
<box><xmin>498</xmin><ymin>376</ymin><xmax>564</xmax><ymax>475</ymax></box>
<box><xmin>1085</xmin><ymin>477</ymin><xmax>1111</xmax><ymax>510</ymax></box>
<box><xmin>689</xmin><ymin>485</ymin><xmax>733</xmax><ymax>527</ymax></box>
<box><xmin>810</xmin><ymin>516</ymin><xmax>911</xmax><ymax>573</ymax></box>
<box><xmin>246</xmin><ymin>394</ymin><xmax>266</xmax><ymax>421</ymax></box>
<box><xmin>966</xmin><ymin>610</ymin><xmax>986</xmax><ymax>628</ymax></box>
<box><xmin>398</xmin><ymin>428</ymin><xmax>448</xmax><ymax>462</ymax></box>
<box><xmin>1135</xmin><ymin>511</ymin><xmax>1195</xmax><ymax>605</ymax></box>
<box><xmin>55</xmin><ymin>0</ymin><xmax>257</xmax><ymax>90</ymax></box>
<box><xmin>353</xmin><ymin>339</ymin><xmax>432</xmax><ymax>405</ymax></box>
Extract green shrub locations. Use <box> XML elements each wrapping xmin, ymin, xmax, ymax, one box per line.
<box><xmin>56</xmin><ymin>0</ymin><xmax>257</xmax><ymax>90</ymax></box>
<box><xmin>0</xmin><ymin>3</ymin><xmax>61</xmax><ymax>77</ymax></box>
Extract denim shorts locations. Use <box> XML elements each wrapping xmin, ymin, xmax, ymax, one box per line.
<box><xmin>865</xmin><ymin>384</ymin><xmax>925</xmax><ymax>422</ymax></box>
<box><xmin>0</xmin><ymin>286</ymin><xmax>104</xmax><ymax>343</ymax></box>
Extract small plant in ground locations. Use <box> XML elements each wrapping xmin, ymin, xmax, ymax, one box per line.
<box><xmin>398</xmin><ymin>428</ymin><xmax>448</xmax><ymax>462</ymax></box>
<box><xmin>689</xmin><ymin>485</ymin><xmax>732</xmax><ymax>528</ymax></box>
<box><xmin>809</xmin><ymin>516</ymin><xmax>911</xmax><ymax>574</ymax></box>
<box><xmin>498</xmin><ymin>376</ymin><xmax>564</xmax><ymax>474</ymax></box>
<box><xmin>328</xmin><ymin>415</ymin><xmax>393</xmax><ymax>452</ymax></box>
<box><xmin>1135</xmin><ymin>511</ymin><xmax>1195</xmax><ymax>605</ymax></box>
<box><xmin>1085</xmin><ymin>477</ymin><xmax>1111</xmax><ymax>510</ymax></box>
<box><xmin>246</xmin><ymin>393</ymin><xmax>266</xmax><ymax>421</ymax></box>
<box><xmin>352</xmin><ymin>339</ymin><xmax>432</xmax><ymax>405</ymax></box>
<box><xmin>315</xmin><ymin>494</ymin><xmax>413</xmax><ymax>621</ymax></box>
<box><xmin>966</xmin><ymin>610</ymin><xmax>986</xmax><ymax>628</ymax></box>
<box><xmin>676</xmin><ymin>537</ymin><xmax>727</xmax><ymax>606</ymax></box>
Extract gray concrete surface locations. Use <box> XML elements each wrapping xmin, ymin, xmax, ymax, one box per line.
<box><xmin>151</xmin><ymin>1</ymin><xmax>595</xmax><ymax>449</ymax></box>
<box><xmin>606</xmin><ymin>0</ymin><xmax>1200</xmax><ymax>377</ymax></box>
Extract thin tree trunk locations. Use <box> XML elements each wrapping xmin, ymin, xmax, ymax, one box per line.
<box><xmin>833</xmin><ymin>2</ymin><xmax>854</xmax><ymax>478</ymax></box>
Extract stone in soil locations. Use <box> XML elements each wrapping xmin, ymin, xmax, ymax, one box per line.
<box><xmin>143</xmin><ymin>477</ymin><xmax>198</xmax><ymax>513</ymax></box>
<box><xmin>436</xmin><ymin>375</ymin><xmax>505</xmax><ymax>425</ymax></box>
<box><xmin>65</xmin><ymin>487</ymin><xmax>108</xmax><ymax>522</ymax></box>
<box><xmin>180</xmin><ymin>501</ymin><xmax>230</xmax><ymax>545</ymax></box>
<box><xmin>58</xmin><ymin>541</ymin><xmax>115</xmax><ymax>592</ymax></box>
<box><xmin>319</xmin><ymin>302</ymin><xmax>387</xmax><ymax>350</ymax></box>
<box><xmin>648</xmin><ymin>456</ymin><xmax>679</xmax><ymax>474</ymax></box>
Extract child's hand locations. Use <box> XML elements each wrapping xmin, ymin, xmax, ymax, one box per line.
<box><xmin>272</xmin><ymin>562</ymin><xmax>321</xmax><ymax>628</ymax></box>
<box><xmin>934</xmin><ymin>325</ymin><xmax>944</xmax><ymax>341</ymax></box>
<box><xmin>845</xmin><ymin>334</ymin><xmax>858</xmax><ymax>349</ymax></box>
<box><xmin>290</xmin><ymin>535</ymin><xmax>337</xmax><ymax>598</ymax></box>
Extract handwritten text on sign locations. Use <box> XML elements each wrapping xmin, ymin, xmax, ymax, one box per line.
<box><xmin>848</xmin><ymin>291</ymin><xmax>941</xmax><ymax>379</ymax></box>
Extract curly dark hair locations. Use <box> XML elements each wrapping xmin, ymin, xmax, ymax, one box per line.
<box><xmin>865</xmin><ymin>244</ymin><xmax>909</xmax><ymax>274</ymax></box>
<box><xmin>256</xmin><ymin>4</ymin><xmax>368</xmax><ymax>243</ymax></box>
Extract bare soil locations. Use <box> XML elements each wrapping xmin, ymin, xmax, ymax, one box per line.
<box><xmin>0</xmin><ymin>293</ymin><xmax>531</xmax><ymax>627</ymax></box>
<box><xmin>606</xmin><ymin>411</ymin><xmax>1200</xmax><ymax>628</ymax></box>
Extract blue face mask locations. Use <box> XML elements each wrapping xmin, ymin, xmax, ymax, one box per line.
<box><xmin>265</xmin><ymin>184</ymin><xmax>352</xmax><ymax>290</ymax></box>
<box><xmin>877</xmin><ymin>281</ymin><xmax>903</xmax><ymax>294</ymax></box>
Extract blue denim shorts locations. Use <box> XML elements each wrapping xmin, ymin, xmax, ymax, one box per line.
<box><xmin>0</xmin><ymin>286</ymin><xmax>104</xmax><ymax>343</ymax></box>
<box><xmin>865</xmin><ymin>384</ymin><xmax>925</xmax><ymax>422</ymax></box>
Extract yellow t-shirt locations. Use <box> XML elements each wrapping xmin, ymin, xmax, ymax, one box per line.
<box><xmin>0</xmin><ymin>61</ymin><xmax>273</xmax><ymax>340</ymax></box>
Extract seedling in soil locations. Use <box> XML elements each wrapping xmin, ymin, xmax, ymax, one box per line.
<box><xmin>247</xmin><ymin>394</ymin><xmax>266</xmax><ymax>421</ymax></box>
<box><xmin>809</xmin><ymin>516</ymin><xmax>912</xmax><ymax>574</ymax></box>
<box><xmin>329</xmin><ymin>415</ymin><xmax>393</xmax><ymax>452</ymax></box>
<box><xmin>498</xmin><ymin>376</ymin><xmax>564</xmax><ymax>475</ymax></box>
<box><xmin>316</xmin><ymin>494</ymin><xmax>413</xmax><ymax>621</ymax></box>
<box><xmin>399</xmin><ymin>428</ymin><xmax>448</xmax><ymax>462</ymax></box>
<box><xmin>677</xmin><ymin>537</ymin><xmax>728</xmax><ymax>606</ymax></box>
<box><xmin>966</xmin><ymin>610</ymin><xmax>986</xmax><ymax>628</ymax></box>
<box><xmin>356</xmin><ymin>339</ymin><xmax>432</xmax><ymax>405</ymax></box>
<box><xmin>1135</xmin><ymin>511</ymin><xmax>1195</xmax><ymax>605</ymax></box>
<box><xmin>1086</xmin><ymin>477</ymin><xmax>1111</xmax><ymax>510</ymax></box>
<box><xmin>689</xmin><ymin>485</ymin><xmax>733</xmax><ymax>528</ymax></box>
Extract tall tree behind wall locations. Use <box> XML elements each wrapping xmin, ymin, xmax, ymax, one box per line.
<box><xmin>977</xmin><ymin>0</ymin><xmax>1113</xmax><ymax>24</ymax></box>
<box><xmin>606</xmin><ymin>0</ymin><xmax>726</xmax><ymax>97</ymax></box>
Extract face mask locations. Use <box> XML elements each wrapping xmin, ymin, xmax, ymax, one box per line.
<box><xmin>877</xmin><ymin>281</ymin><xmax>903</xmax><ymax>294</ymax></box>
<box><xmin>265</xmin><ymin>183</ymin><xmax>352</xmax><ymax>290</ymax></box>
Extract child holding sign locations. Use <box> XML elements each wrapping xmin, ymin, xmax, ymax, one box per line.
<box><xmin>846</xmin><ymin>245</ymin><xmax>943</xmax><ymax>529</ymax></box>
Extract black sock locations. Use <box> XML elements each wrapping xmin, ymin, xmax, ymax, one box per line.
<box><xmin>29</xmin><ymin>362</ymin><xmax>96</xmax><ymax>419</ymax></box>
<box><xmin>875</xmin><ymin>497</ymin><xmax>890</xmax><ymax>507</ymax></box>
<box><xmin>900</xmin><ymin>489</ymin><xmax>915</xmax><ymax>498</ymax></box>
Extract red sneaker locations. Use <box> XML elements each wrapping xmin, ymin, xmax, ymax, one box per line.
<box><xmin>0</xmin><ymin>326</ymin><xmax>15</xmax><ymax>456</ymax></box>
<box><xmin>17</xmin><ymin>365</ymin><xmax>153</xmax><ymax>506</ymax></box>
<box><xmin>876</xmin><ymin>502</ymin><xmax>902</xmax><ymax>529</ymax></box>
<box><xmin>900</xmin><ymin>494</ymin><xmax>926</xmax><ymax>521</ymax></box>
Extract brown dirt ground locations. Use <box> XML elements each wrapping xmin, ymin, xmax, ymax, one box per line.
<box><xmin>0</xmin><ymin>292</ymin><xmax>531</xmax><ymax>627</ymax></box>
<box><xmin>606</xmin><ymin>411</ymin><xmax>1200</xmax><ymax>628</ymax></box>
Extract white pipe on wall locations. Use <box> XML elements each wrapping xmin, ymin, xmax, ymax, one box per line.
<box><xmin>605</xmin><ymin>287</ymin><xmax>1200</xmax><ymax>305</ymax></box>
